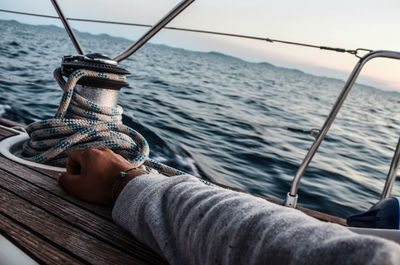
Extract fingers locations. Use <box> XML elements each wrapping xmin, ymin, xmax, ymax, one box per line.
<box><xmin>58</xmin><ymin>172</ymin><xmax>84</xmax><ymax>196</ymax></box>
<box><xmin>59</xmin><ymin>172</ymin><xmax>100</xmax><ymax>203</ymax></box>
<box><xmin>66</xmin><ymin>155</ymin><xmax>81</xmax><ymax>175</ymax></box>
<box><xmin>67</xmin><ymin>148</ymin><xmax>109</xmax><ymax>174</ymax></box>
<box><xmin>60</xmin><ymin>148</ymin><xmax>138</xmax><ymax>205</ymax></box>
<box><xmin>66</xmin><ymin>148</ymin><xmax>87</xmax><ymax>174</ymax></box>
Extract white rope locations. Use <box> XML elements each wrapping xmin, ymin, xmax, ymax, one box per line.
<box><xmin>20</xmin><ymin>69</ymin><xmax>185</xmax><ymax>176</ymax></box>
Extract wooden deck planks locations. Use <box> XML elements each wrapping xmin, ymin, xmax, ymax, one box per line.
<box><xmin>0</xmin><ymin>167</ymin><xmax>167</xmax><ymax>264</ymax></box>
<box><xmin>0</xmin><ymin>125</ymin><xmax>167</xmax><ymax>264</ymax></box>
<box><xmin>0</xmin><ymin>125</ymin><xmax>17</xmax><ymax>138</ymax></box>
<box><xmin>0</xmin><ymin>186</ymin><xmax>146</xmax><ymax>265</ymax></box>
<box><xmin>0</xmin><ymin>182</ymin><xmax>165</xmax><ymax>265</ymax></box>
<box><xmin>0</xmin><ymin>117</ymin><xmax>24</xmax><ymax>128</ymax></box>
<box><xmin>0</xmin><ymin>213</ymin><xmax>85</xmax><ymax>265</ymax></box>
<box><xmin>0</xmin><ymin>155</ymin><xmax>112</xmax><ymax>219</ymax></box>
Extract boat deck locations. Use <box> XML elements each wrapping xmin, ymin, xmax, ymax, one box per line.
<box><xmin>0</xmin><ymin>122</ymin><xmax>168</xmax><ymax>264</ymax></box>
<box><xmin>0</xmin><ymin>118</ymin><xmax>346</xmax><ymax>264</ymax></box>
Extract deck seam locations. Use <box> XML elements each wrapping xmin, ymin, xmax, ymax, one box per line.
<box><xmin>0</xmin><ymin>227</ymin><xmax>44</xmax><ymax>265</ymax></box>
<box><xmin>0</xmin><ymin>157</ymin><xmax>113</xmax><ymax>221</ymax></box>
<box><xmin>0</xmin><ymin>168</ymin><xmax>166</xmax><ymax>264</ymax></box>
<box><xmin>0</xmin><ymin>210</ymin><xmax>91</xmax><ymax>265</ymax></box>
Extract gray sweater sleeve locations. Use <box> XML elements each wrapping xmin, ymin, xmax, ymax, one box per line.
<box><xmin>112</xmin><ymin>174</ymin><xmax>400</xmax><ymax>265</ymax></box>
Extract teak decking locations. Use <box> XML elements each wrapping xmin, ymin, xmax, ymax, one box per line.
<box><xmin>0</xmin><ymin>118</ymin><xmax>346</xmax><ymax>264</ymax></box>
<box><xmin>0</xmin><ymin>122</ymin><xmax>168</xmax><ymax>265</ymax></box>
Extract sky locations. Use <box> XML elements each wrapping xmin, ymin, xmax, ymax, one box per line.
<box><xmin>1</xmin><ymin>0</ymin><xmax>400</xmax><ymax>91</ymax></box>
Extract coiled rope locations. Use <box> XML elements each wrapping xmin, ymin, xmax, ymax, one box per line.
<box><xmin>21</xmin><ymin>69</ymin><xmax>185</xmax><ymax>176</ymax></box>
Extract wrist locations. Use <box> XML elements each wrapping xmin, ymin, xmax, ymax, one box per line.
<box><xmin>113</xmin><ymin>174</ymin><xmax>135</xmax><ymax>202</ymax></box>
<box><xmin>112</xmin><ymin>168</ymin><xmax>148</xmax><ymax>203</ymax></box>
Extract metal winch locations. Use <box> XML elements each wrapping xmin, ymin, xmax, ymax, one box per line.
<box><xmin>58</xmin><ymin>53</ymin><xmax>130</xmax><ymax>108</ymax></box>
<box><xmin>0</xmin><ymin>0</ymin><xmax>196</xmax><ymax>172</ymax></box>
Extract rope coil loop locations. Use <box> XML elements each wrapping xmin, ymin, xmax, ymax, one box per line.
<box><xmin>21</xmin><ymin>68</ymin><xmax>185</xmax><ymax>176</ymax></box>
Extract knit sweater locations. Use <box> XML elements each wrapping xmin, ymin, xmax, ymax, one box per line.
<box><xmin>112</xmin><ymin>174</ymin><xmax>400</xmax><ymax>265</ymax></box>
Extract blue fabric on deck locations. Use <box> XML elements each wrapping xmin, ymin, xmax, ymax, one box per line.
<box><xmin>347</xmin><ymin>197</ymin><xmax>400</xmax><ymax>229</ymax></box>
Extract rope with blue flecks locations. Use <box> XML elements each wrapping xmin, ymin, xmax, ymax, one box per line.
<box><xmin>22</xmin><ymin>69</ymin><xmax>185</xmax><ymax>177</ymax></box>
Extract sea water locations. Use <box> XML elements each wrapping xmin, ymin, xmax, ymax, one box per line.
<box><xmin>0</xmin><ymin>20</ymin><xmax>399</xmax><ymax>218</ymax></box>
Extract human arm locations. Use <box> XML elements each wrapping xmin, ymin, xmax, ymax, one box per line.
<box><xmin>113</xmin><ymin>173</ymin><xmax>400</xmax><ymax>265</ymax></box>
<box><xmin>58</xmin><ymin>148</ymin><xmax>400</xmax><ymax>265</ymax></box>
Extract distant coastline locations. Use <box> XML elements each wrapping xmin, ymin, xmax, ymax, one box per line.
<box><xmin>1</xmin><ymin>18</ymin><xmax>397</xmax><ymax>94</ymax></box>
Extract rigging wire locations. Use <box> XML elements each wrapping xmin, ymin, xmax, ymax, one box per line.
<box><xmin>0</xmin><ymin>75</ymin><xmax>317</xmax><ymax>136</ymax></box>
<box><xmin>0</xmin><ymin>8</ymin><xmax>371</xmax><ymax>58</ymax></box>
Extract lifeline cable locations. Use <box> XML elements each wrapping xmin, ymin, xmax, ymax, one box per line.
<box><xmin>21</xmin><ymin>69</ymin><xmax>185</xmax><ymax>176</ymax></box>
<box><xmin>0</xmin><ymin>8</ymin><xmax>372</xmax><ymax>58</ymax></box>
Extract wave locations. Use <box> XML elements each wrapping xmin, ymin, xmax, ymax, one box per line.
<box><xmin>0</xmin><ymin>104</ymin><xmax>11</xmax><ymax>117</ymax></box>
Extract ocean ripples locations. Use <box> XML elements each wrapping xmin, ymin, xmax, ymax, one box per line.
<box><xmin>1</xmin><ymin>20</ymin><xmax>399</xmax><ymax>218</ymax></box>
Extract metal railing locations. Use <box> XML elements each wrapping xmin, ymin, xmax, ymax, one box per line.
<box><xmin>50</xmin><ymin>0</ymin><xmax>84</xmax><ymax>55</ymax></box>
<box><xmin>49</xmin><ymin>0</ymin><xmax>195</xmax><ymax>62</ymax></box>
<box><xmin>285</xmin><ymin>50</ymin><xmax>400</xmax><ymax>207</ymax></box>
<box><xmin>114</xmin><ymin>0</ymin><xmax>195</xmax><ymax>62</ymax></box>
<box><xmin>382</xmin><ymin>137</ymin><xmax>400</xmax><ymax>199</ymax></box>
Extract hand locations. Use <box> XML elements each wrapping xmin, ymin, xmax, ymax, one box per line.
<box><xmin>58</xmin><ymin>148</ymin><xmax>147</xmax><ymax>206</ymax></box>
